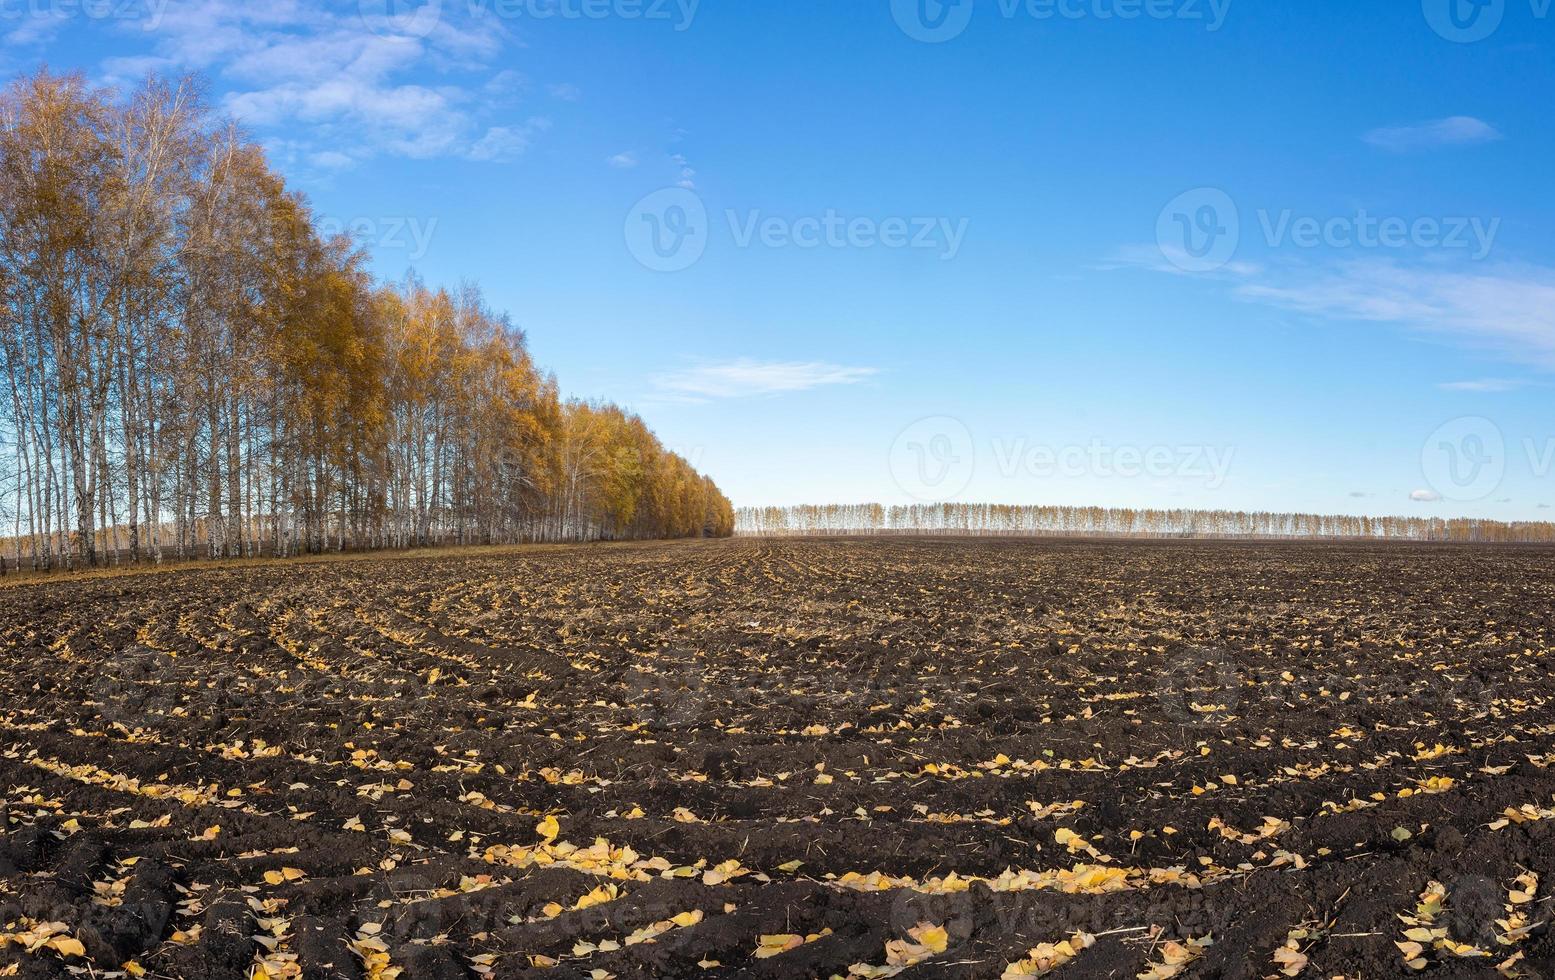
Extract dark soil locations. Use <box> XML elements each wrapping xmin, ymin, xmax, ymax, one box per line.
<box><xmin>3</xmin><ymin>537</ymin><xmax>1555</xmax><ymax>979</ymax></box>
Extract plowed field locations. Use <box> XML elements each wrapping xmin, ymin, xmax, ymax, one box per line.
<box><xmin>4</xmin><ymin>538</ymin><xmax>1555</xmax><ymax>979</ymax></box>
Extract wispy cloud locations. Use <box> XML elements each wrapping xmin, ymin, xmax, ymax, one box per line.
<box><xmin>653</xmin><ymin>359</ymin><xmax>878</xmax><ymax>400</ymax></box>
<box><xmin>309</xmin><ymin>149</ymin><xmax>355</xmax><ymax>170</ymax></box>
<box><xmin>1410</xmin><ymin>489</ymin><xmax>1442</xmax><ymax>502</ymax></box>
<box><xmin>1363</xmin><ymin>116</ymin><xmax>1502</xmax><ymax>152</ymax></box>
<box><xmin>1114</xmin><ymin>233</ymin><xmax>1555</xmax><ymax>371</ymax></box>
<box><xmin>484</xmin><ymin>70</ymin><xmax>527</xmax><ymax>101</ymax></box>
<box><xmin>1234</xmin><ymin>260</ymin><xmax>1555</xmax><ymax>369</ymax></box>
<box><xmin>607</xmin><ymin>151</ymin><xmax>639</xmax><ymax>169</ymax></box>
<box><xmin>468</xmin><ymin>119</ymin><xmax>551</xmax><ymax>162</ymax></box>
<box><xmin>1098</xmin><ymin>243</ymin><xmax>1262</xmax><ymax>280</ymax></box>
<box><xmin>671</xmin><ymin>152</ymin><xmax>697</xmax><ymax>189</ymax></box>
<box><xmin>1437</xmin><ymin>378</ymin><xmax>1527</xmax><ymax>392</ymax></box>
<box><xmin>3</xmin><ymin>8</ymin><xmax>70</xmax><ymax>46</ymax></box>
<box><xmin>100</xmin><ymin>54</ymin><xmax>181</xmax><ymax>85</ymax></box>
<box><xmin>77</xmin><ymin>0</ymin><xmax>544</xmax><ymax>165</ymax></box>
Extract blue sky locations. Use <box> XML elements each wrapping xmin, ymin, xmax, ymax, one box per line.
<box><xmin>10</xmin><ymin>0</ymin><xmax>1553</xmax><ymax>515</ymax></box>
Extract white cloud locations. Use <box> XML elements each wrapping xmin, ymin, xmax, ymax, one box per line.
<box><xmin>99</xmin><ymin>55</ymin><xmax>180</xmax><ymax>86</ymax></box>
<box><xmin>128</xmin><ymin>0</ymin><xmax>335</xmax><ymax>72</ymax></box>
<box><xmin>1364</xmin><ymin>116</ymin><xmax>1502</xmax><ymax>152</ymax></box>
<box><xmin>484</xmin><ymin>69</ymin><xmax>526</xmax><ymax>100</ymax></box>
<box><xmin>225</xmin><ymin>33</ymin><xmax>420</xmax><ymax>88</ymax></box>
<box><xmin>226</xmin><ymin>79</ymin><xmax>470</xmax><ymax>158</ymax></box>
<box><xmin>607</xmin><ymin>151</ymin><xmax>639</xmax><ymax>169</ymax></box>
<box><xmin>1410</xmin><ymin>489</ymin><xmax>1442</xmax><ymax>502</ymax></box>
<box><xmin>468</xmin><ymin>118</ymin><xmax>550</xmax><ymax>162</ymax></box>
<box><xmin>1234</xmin><ymin>260</ymin><xmax>1555</xmax><ymax>369</ymax></box>
<box><xmin>1437</xmin><ymin>378</ymin><xmax>1526</xmax><ymax>392</ymax></box>
<box><xmin>654</xmin><ymin>359</ymin><xmax>879</xmax><ymax>400</ymax></box>
<box><xmin>304</xmin><ymin>150</ymin><xmax>351</xmax><ymax>171</ymax></box>
<box><xmin>672</xmin><ymin>151</ymin><xmax>697</xmax><ymax>189</ymax></box>
<box><xmin>309</xmin><ymin>150</ymin><xmax>356</xmax><ymax>170</ymax></box>
<box><xmin>547</xmin><ymin>82</ymin><xmax>581</xmax><ymax>101</ymax></box>
<box><xmin>76</xmin><ymin>0</ymin><xmax>540</xmax><ymax>164</ymax></box>
<box><xmin>4</xmin><ymin>9</ymin><xmax>71</xmax><ymax>46</ymax></box>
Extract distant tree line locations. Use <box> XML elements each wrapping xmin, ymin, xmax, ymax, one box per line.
<box><xmin>736</xmin><ymin>503</ymin><xmax>1555</xmax><ymax>544</ymax></box>
<box><xmin>0</xmin><ymin>70</ymin><xmax>732</xmax><ymax>572</ymax></box>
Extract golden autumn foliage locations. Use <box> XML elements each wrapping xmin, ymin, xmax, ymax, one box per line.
<box><xmin>0</xmin><ymin>69</ymin><xmax>731</xmax><ymax>571</ymax></box>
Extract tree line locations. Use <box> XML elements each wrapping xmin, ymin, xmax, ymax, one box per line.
<box><xmin>0</xmin><ymin>69</ymin><xmax>733</xmax><ymax>573</ymax></box>
<box><xmin>736</xmin><ymin>504</ymin><xmax>1555</xmax><ymax>544</ymax></box>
